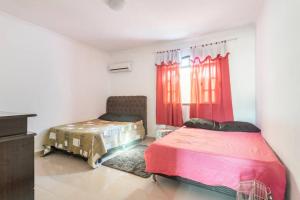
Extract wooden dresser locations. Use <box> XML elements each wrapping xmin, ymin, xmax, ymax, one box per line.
<box><xmin>0</xmin><ymin>112</ymin><xmax>36</xmax><ymax>200</ymax></box>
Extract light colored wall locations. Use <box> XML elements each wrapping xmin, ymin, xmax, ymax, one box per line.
<box><xmin>0</xmin><ymin>11</ymin><xmax>257</xmax><ymax>152</ymax></box>
<box><xmin>109</xmin><ymin>25</ymin><xmax>256</xmax><ymax>137</ymax></box>
<box><xmin>256</xmin><ymin>0</ymin><xmax>300</xmax><ymax>199</ymax></box>
<box><xmin>0</xmin><ymin>12</ymin><xmax>110</xmax><ymax>151</ymax></box>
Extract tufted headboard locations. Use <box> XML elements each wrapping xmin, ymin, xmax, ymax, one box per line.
<box><xmin>106</xmin><ymin>96</ymin><xmax>147</xmax><ymax>135</ymax></box>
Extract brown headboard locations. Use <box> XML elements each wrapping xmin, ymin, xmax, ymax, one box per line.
<box><xmin>106</xmin><ymin>96</ymin><xmax>147</xmax><ymax>135</ymax></box>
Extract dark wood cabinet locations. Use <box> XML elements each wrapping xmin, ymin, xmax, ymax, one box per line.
<box><xmin>0</xmin><ymin>112</ymin><xmax>36</xmax><ymax>200</ymax></box>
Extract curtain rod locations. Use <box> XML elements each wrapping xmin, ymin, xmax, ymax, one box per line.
<box><xmin>155</xmin><ymin>37</ymin><xmax>238</xmax><ymax>54</ymax></box>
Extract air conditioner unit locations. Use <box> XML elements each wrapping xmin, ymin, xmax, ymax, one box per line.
<box><xmin>108</xmin><ymin>62</ymin><xmax>132</xmax><ymax>73</ymax></box>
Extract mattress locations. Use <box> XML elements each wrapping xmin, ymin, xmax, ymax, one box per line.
<box><xmin>145</xmin><ymin>127</ymin><xmax>286</xmax><ymax>200</ymax></box>
<box><xmin>43</xmin><ymin>119</ymin><xmax>145</xmax><ymax>168</ymax></box>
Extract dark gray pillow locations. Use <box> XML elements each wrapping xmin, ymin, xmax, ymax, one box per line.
<box><xmin>184</xmin><ymin>118</ymin><xmax>219</xmax><ymax>130</ymax></box>
<box><xmin>219</xmin><ymin>121</ymin><xmax>261</xmax><ymax>133</ymax></box>
<box><xmin>98</xmin><ymin>113</ymin><xmax>142</xmax><ymax>122</ymax></box>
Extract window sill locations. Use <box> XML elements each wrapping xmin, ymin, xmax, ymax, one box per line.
<box><xmin>182</xmin><ymin>103</ymin><xmax>190</xmax><ymax>106</ymax></box>
<box><xmin>182</xmin><ymin>103</ymin><xmax>217</xmax><ymax>105</ymax></box>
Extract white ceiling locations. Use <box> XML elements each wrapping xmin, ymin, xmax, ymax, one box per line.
<box><xmin>0</xmin><ymin>0</ymin><xmax>259</xmax><ymax>52</ymax></box>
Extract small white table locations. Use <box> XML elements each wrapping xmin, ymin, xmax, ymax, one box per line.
<box><xmin>156</xmin><ymin>129</ymin><xmax>173</xmax><ymax>139</ymax></box>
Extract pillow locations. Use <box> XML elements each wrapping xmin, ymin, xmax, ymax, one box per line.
<box><xmin>219</xmin><ymin>121</ymin><xmax>261</xmax><ymax>133</ymax></box>
<box><xmin>183</xmin><ymin>118</ymin><xmax>219</xmax><ymax>130</ymax></box>
<box><xmin>98</xmin><ymin>113</ymin><xmax>142</xmax><ymax>122</ymax></box>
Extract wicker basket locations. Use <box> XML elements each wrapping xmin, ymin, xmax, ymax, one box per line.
<box><xmin>237</xmin><ymin>180</ymin><xmax>272</xmax><ymax>200</ymax></box>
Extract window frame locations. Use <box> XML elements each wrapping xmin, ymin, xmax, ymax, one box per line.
<box><xmin>197</xmin><ymin>62</ymin><xmax>217</xmax><ymax>104</ymax></box>
<box><xmin>179</xmin><ymin>55</ymin><xmax>218</xmax><ymax>105</ymax></box>
<box><xmin>180</xmin><ymin>55</ymin><xmax>191</xmax><ymax>105</ymax></box>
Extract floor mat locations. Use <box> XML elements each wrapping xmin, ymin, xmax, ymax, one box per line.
<box><xmin>102</xmin><ymin>145</ymin><xmax>151</xmax><ymax>178</ymax></box>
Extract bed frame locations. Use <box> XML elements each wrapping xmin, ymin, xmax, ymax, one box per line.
<box><xmin>44</xmin><ymin>96</ymin><xmax>147</xmax><ymax>163</ymax></box>
<box><xmin>106</xmin><ymin>96</ymin><xmax>233</xmax><ymax>196</ymax></box>
<box><xmin>152</xmin><ymin>173</ymin><xmax>237</xmax><ymax>198</ymax></box>
<box><xmin>106</xmin><ymin>96</ymin><xmax>147</xmax><ymax>135</ymax></box>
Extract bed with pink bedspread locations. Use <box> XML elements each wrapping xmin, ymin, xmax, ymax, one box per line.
<box><xmin>145</xmin><ymin>127</ymin><xmax>286</xmax><ymax>200</ymax></box>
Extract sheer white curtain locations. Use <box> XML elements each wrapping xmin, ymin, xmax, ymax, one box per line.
<box><xmin>190</xmin><ymin>41</ymin><xmax>228</xmax><ymax>60</ymax></box>
<box><xmin>155</xmin><ymin>50</ymin><xmax>181</xmax><ymax>65</ymax></box>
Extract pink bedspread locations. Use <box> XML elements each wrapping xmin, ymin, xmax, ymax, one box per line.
<box><xmin>145</xmin><ymin>127</ymin><xmax>286</xmax><ymax>200</ymax></box>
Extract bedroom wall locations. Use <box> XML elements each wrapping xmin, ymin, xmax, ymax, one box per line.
<box><xmin>0</xmin><ymin>12</ymin><xmax>111</xmax><ymax>151</ymax></box>
<box><xmin>109</xmin><ymin>25</ymin><xmax>256</xmax><ymax>137</ymax></box>
<box><xmin>256</xmin><ymin>0</ymin><xmax>300</xmax><ymax>199</ymax></box>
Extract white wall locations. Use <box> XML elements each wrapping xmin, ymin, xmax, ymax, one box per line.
<box><xmin>109</xmin><ymin>25</ymin><xmax>256</xmax><ymax>137</ymax></box>
<box><xmin>0</xmin><ymin>11</ymin><xmax>257</xmax><ymax>152</ymax></box>
<box><xmin>0</xmin><ymin>12</ymin><xmax>110</xmax><ymax>151</ymax></box>
<box><xmin>256</xmin><ymin>0</ymin><xmax>300</xmax><ymax>199</ymax></box>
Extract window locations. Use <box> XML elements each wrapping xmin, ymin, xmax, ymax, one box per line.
<box><xmin>198</xmin><ymin>63</ymin><xmax>217</xmax><ymax>103</ymax></box>
<box><xmin>180</xmin><ymin>56</ymin><xmax>191</xmax><ymax>104</ymax></box>
<box><xmin>159</xmin><ymin>63</ymin><xmax>181</xmax><ymax>104</ymax></box>
<box><xmin>180</xmin><ymin>56</ymin><xmax>217</xmax><ymax>104</ymax></box>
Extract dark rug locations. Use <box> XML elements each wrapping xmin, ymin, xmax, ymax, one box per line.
<box><xmin>102</xmin><ymin>145</ymin><xmax>151</xmax><ymax>178</ymax></box>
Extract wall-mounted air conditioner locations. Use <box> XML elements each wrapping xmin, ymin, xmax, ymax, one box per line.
<box><xmin>108</xmin><ymin>62</ymin><xmax>132</xmax><ymax>73</ymax></box>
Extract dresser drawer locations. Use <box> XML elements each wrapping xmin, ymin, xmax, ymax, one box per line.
<box><xmin>0</xmin><ymin>134</ymin><xmax>34</xmax><ymax>200</ymax></box>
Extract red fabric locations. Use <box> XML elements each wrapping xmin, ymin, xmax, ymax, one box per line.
<box><xmin>156</xmin><ymin>62</ymin><xmax>183</xmax><ymax>126</ymax></box>
<box><xmin>190</xmin><ymin>53</ymin><xmax>233</xmax><ymax>122</ymax></box>
<box><xmin>145</xmin><ymin>127</ymin><xmax>286</xmax><ymax>200</ymax></box>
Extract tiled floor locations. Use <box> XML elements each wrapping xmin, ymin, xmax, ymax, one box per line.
<box><xmin>35</xmin><ymin>138</ymin><xmax>235</xmax><ymax>200</ymax></box>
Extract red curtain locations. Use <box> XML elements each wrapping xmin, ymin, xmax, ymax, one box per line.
<box><xmin>156</xmin><ymin>62</ymin><xmax>183</xmax><ymax>126</ymax></box>
<box><xmin>190</xmin><ymin>53</ymin><xmax>233</xmax><ymax>122</ymax></box>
